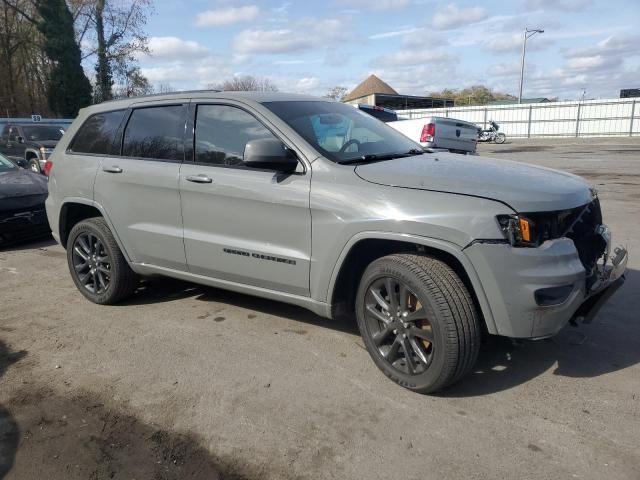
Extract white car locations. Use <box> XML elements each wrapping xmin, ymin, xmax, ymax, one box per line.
<box><xmin>388</xmin><ymin>116</ymin><xmax>479</xmax><ymax>154</ymax></box>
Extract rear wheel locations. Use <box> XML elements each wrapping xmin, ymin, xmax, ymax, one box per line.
<box><xmin>355</xmin><ymin>254</ymin><xmax>481</xmax><ymax>393</ymax></box>
<box><xmin>66</xmin><ymin>217</ymin><xmax>136</xmax><ymax>304</ymax></box>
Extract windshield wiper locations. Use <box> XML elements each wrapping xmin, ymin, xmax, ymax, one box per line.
<box><xmin>338</xmin><ymin>149</ymin><xmax>426</xmax><ymax>165</ymax></box>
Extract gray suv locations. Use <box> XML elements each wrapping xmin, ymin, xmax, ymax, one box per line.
<box><xmin>46</xmin><ymin>92</ymin><xmax>628</xmax><ymax>393</ymax></box>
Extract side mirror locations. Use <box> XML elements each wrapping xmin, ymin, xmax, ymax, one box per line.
<box><xmin>243</xmin><ymin>138</ymin><xmax>298</xmax><ymax>172</ymax></box>
<box><xmin>17</xmin><ymin>136</ymin><xmax>24</xmax><ymax>144</ymax></box>
<box><xmin>16</xmin><ymin>159</ymin><xmax>27</xmax><ymax>168</ymax></box>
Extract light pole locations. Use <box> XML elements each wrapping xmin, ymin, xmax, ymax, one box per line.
<box><xmin>518</xmin><ymin>28</ymin><xmax>544</xmax><ymax>104</ymax></box>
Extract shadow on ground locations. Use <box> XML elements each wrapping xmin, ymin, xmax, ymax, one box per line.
<box><xmin>118</xmin><ymin>268</ymin><xmax>639</xmax><ymax>397</ymax></box>
<box><xmin>0</xmin><ymin>341</ymin><xmax>27</xmax><ymax>479</ymax></box>
<box><xmin>0</xmin><ymin>336</ymin><xmax>285</xmax><ymax>479</ymax></box>
<box><xmin>441</xmin><ymin>268</ymin><xmax>640</xmax><ymax>397</ymax></box>
<box><xmin>0</xmin><ymin>235</ymin><xmax>55</xmax><ymax>253</ymax></box>
<box><xmin>122</xmin><ymin>277</ymin><xmax>359</xmax><ymax>336</ymax></box>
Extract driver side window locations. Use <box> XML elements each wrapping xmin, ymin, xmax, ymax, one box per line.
<box><xmin>307</xmin><ymin>114</ymin><xmax>385</xmax><ymax>153</ymax></box>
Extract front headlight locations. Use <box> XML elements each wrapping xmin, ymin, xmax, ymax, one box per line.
<box><xmin>496</xmin><ymin>214</ymin><xmax>537</xmax><ymax>247</ymax></box>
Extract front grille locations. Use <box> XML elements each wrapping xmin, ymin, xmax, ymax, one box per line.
<box><xmin>564</xmin><ymin>199</ymin><xmax>606</xmax><ymax>278</ymax></box>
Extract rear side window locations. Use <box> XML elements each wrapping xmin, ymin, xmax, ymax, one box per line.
<box><xmin>70</xmin><ymin>110</ymin><xmax>125</xmax><ymax>154</ymax></box>
<box><xmin>194</xmin><ymin>104</ymin><xmax>276</xmax><ymax>166</ymax></box>
<box><xmin>122</xmin><ymin>105</ymin><xmax>185</xmax><ymax>161</ymax></box>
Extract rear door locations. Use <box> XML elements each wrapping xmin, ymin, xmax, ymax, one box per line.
<box><xmin>179</xmin><ymin>102</ymin><xmax>311</xmax><ymax>296</ymax></box>
<box><xmin>93</xmin><ymin>102</ymin><xmax>188</xmax><ymax>271</ymax></box>
<box><xmin>433</xmin><ymin>117</ymin><xmax>478</xmax><ymax>153</ymax></box>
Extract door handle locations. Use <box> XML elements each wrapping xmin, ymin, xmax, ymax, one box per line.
<box><xmin>102</xmin><ymin>166</ymin><xmax>123</xmax><ymax>173</ymax></box>
<box><xmin>186</xmin><ymin>174</ymin><xmax>213</xmax><ymax>184</ymax></box>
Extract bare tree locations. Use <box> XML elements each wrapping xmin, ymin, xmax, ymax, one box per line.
<box><xmin>212</xmin><ymin>75</ymin><xmax>279</xmax><ymax>92</ymax></box>
<box><xmin>113</xmin><ymin>66</ymin><xmax>153</xmax><ymax>98</ymax></box>
<box><xmin>156</xmin><ymin>82</ymin><xmax>175</xmax><ymax>94</ymax></box>
<box><xmin>0</xmin><ymin>0</ymin><xmax>51</xmax><ymax>116</ymax></box>
<box><xmin>73</xmin><ymin>0</ymin><xmax>152</xmax><ymax>102</ymax></box>
<box><xmin>324</xmin><ymin>86</ymin><xmax>348</xmax><ymax>101</ymax></box>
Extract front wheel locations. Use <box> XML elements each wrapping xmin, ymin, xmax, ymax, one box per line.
<box><xmin>356</xmin><ymin>254</ymin><xmax>481</xmax><ymax>393</ymax></box>
<box><xmin>67</xmin><ymin>217</ymin><xmax>136</xmax><ymax>304</ymax></box>
<box><xmin>495</xmin><ymin>133</ymin><xmax>506</xmax><ymax>144</ymax></box>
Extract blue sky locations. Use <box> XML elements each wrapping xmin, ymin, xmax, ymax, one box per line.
<box><xmin>137</xmin><ymin>0</ymin><xmax>640</xmax><ymax>100</ymax></box>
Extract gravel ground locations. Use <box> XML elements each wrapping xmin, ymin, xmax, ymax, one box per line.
<box><xmin>1</xmin><ymin>137</ymin><xmax>639</xmax><ymax>480</ymax></box>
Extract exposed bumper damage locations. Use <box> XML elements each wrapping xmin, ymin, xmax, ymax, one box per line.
<box><xmin>464</xmin><ymin>226</ymin><xmax>628</xmax><ymax>339</ymax></box>
<box><xmin>571</xmin><ymin>245</ymin><xmax>627</xmax><ymax>326</ymax></box>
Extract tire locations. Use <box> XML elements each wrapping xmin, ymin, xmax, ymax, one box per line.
<box><xmin>355</xmin><ymin>254</ymin><xmax>481</xmax><ymax>393</ymax></box>
<box><xmin>66</xmin><ymin>217</ymin><xmax>136</xmax><ymax>304</ymax></box>
<box><xmin>27</xmin><ymin>158</ymin><xmax>40</xmax><ymax>173</ymax></box>
<box><xmin>495</xmin><ymin>133</ymin><xmax>506</xmax><ymax>144</ymax></box>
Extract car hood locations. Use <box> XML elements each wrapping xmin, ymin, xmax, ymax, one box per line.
<box><xmin>354</xmin><ymin>152</ymin><xmax>593</xmax><ymax>212</ymax></box>
<box><xmin>0</xmin><ymin>169</ymin><xmax>48</xmax><ymax>211</ymax></box>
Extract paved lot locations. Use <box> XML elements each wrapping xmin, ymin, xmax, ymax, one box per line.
<box><xmin>1</xmin><ymin>137</ymin><xmax>639</xmax><ymax>480</ymax></box>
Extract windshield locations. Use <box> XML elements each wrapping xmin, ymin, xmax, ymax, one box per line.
<box><xmin>262</xmin><ymin>101</ymin><xmax>422</xmax><ymax>163</ymax></box>
<box><xmin>0</xmin><ymin>153</ymin><xmax>17</xmax><ymax>171</ymax></box>
<box><xmin>22</xmin><ymin>125</ymin><xmax>64</xmax><ymax>142</ymax></box>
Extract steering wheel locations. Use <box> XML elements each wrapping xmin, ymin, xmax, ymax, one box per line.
<box><xmin>339</xmin><ymin>139</ymin><xmax>361</xmax><ymax>153</ymax></box>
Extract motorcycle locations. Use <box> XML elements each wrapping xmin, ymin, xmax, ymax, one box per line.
<box><xmin>477</xmin><ymin>120</ymin><xmax>506</xmax><ymax>144</ymax></box>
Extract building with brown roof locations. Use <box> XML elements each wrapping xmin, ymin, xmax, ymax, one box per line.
<box><xmin>343</xmin><ymin>74</ymin><xmax>453</xmax><ymax>110</ymax></box>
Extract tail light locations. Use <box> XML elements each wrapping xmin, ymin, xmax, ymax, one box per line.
<box><xmin>43</xmin><ymin>159</ymin><xmax>53</xmax><ymax>177</ymax></box>
<box><xmin>420</xmin><ymin>123</ymin><xmax>435</xmax><ymax>143</ymax></box>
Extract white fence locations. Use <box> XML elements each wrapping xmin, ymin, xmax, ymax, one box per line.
<box><xmin>397</xmin><ymin>98</ymin><xmax>639</xmax><ymax>138</ymax></box>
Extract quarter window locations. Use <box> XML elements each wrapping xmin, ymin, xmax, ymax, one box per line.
<box><xmin>70</xmin><ymin>110</ymin><xmax>125</xmax><ymax>155</ymax></box>
<box><xmin>194</xmin><ymin>105</ymin><xmax>276</xmax><ymax>166</ymax></box>
<box><xmin>123</xmin><ymin>105</ymin><xmax>185</xmax><ymax>161</ymax></box>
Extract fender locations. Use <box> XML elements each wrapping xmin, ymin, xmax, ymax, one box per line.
<box><xmin>24</xmin><ymin>148</ymin><xmax>40</xmax><ymax>161</ymax></box>
<box><xmin>326</xmin><ymin>231</ymin><xmax>498</xmax><ymax>335</ymax></box>
<box><xmin>59</xmin><ymin>197</ymin><xmax>134</xmax><ymax>263</ymax></box>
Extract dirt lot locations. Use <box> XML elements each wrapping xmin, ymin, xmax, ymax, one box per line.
<box><xmin>1</xmin><ymin>137</ymin><xmax>639</xmax><ymax>480</ymax></box>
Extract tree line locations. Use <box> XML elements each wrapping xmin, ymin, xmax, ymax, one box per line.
<box><xmin>0</xmin><ymin>0</ymin><xmax>152</xmax><ymax>118</ymax></box>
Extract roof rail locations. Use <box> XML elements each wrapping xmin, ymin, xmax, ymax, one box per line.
<box><xmin>99</xmin><ymin>89</ymin><xmax>222</xmax><ymax>104</ymax></box>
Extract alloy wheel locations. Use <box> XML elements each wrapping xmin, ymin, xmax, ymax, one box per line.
<box><xmin>363</xmin><ymin>277</ymin><xmax>434</xmax><ymax>375</ymax></box>
<box><xmin>72</xmin><ymin>232</ymin><xmax>111</xmax><ymax>294</ymax></box>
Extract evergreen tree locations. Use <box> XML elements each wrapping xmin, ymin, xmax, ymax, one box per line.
<box><xmin>37</xmin><ymin>0</ymin><xmax>92</xmax><ymax>117</ymax></box>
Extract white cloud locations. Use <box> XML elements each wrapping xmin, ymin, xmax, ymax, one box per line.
<box><xmin>369</xmin><ymin>27</ymin><xmax>419</xmax><ymax>40</ymax></box>
<box><xmin>375</xmin><ymin>48</ymin><xmax>456</xmax><ymax>67</ymax></box>
<box><xmin>340</xmin><ymin>0</ymin><xmax>410</xmax><ymax>11</ymax></box>
<box><xmin>233</xmin><ymin>18</ymin><xmax>347</xmax><ymax>54</ymax></box>
<box><xmin>195</xmin><ymin>5</ymin><xmax>259</xmax><ymax>27</ymax></box>
<box><xmin>295</xmin><ymin>77</ymin><xmax>320</xmax><ymax>93</ymax></box>
<box><xmin>431</xmin><ymin>5</ymin><xmax>488</xmax><ymax>30</ymax></box>
<box><xmin>141</xmin><ymin>56</ymin><xmax>230</xmax><ymax>85</ymax></box>
<box><xmin>526</xmin><ymin>0</ymin><xmax>593</xmax><ymax>12</ymax></box>
<box><xmin>145</xmin><ymin>36</ymin><xmax>209</xmax><ymax>60</ymax></box>
<box><xmin>233</xmin><ymin>29</ymin><xmax>315</xmax><ymax>54</ymax></box>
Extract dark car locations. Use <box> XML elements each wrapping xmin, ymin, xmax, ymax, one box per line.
<box><xmin>356</xmin><ymin>104</ymin><xmax>399</xmax><ymax>122</ymax></box>
<box><xmin>0</xmin><ymin>153</ymin><xmax>50</xmax><ymax>246</ymax></box>
<box><xmin>0</xmin><ymin>123</ymin><xmax>65</xmax><ymax>174</ymax></box>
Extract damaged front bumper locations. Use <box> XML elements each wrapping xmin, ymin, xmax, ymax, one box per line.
<box><xmin>570</xmin><ymin>245</ymin><xmax>627</xmax><ymax>325</ymax></box>
<box><xmin>464</xmin><ymin>230</ymin><xmax>628</xmax><ymax>339</ymax></box>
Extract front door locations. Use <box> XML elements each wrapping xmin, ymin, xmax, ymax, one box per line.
<box><xmin>4</xmin><ymin>126</ymin><xmax>23</xmax><ymax>161</ymax></box>
<box><xmin>179</xmin><ymin>103</ymin><xmax>311</xmax><ymax>296</ymax></box>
